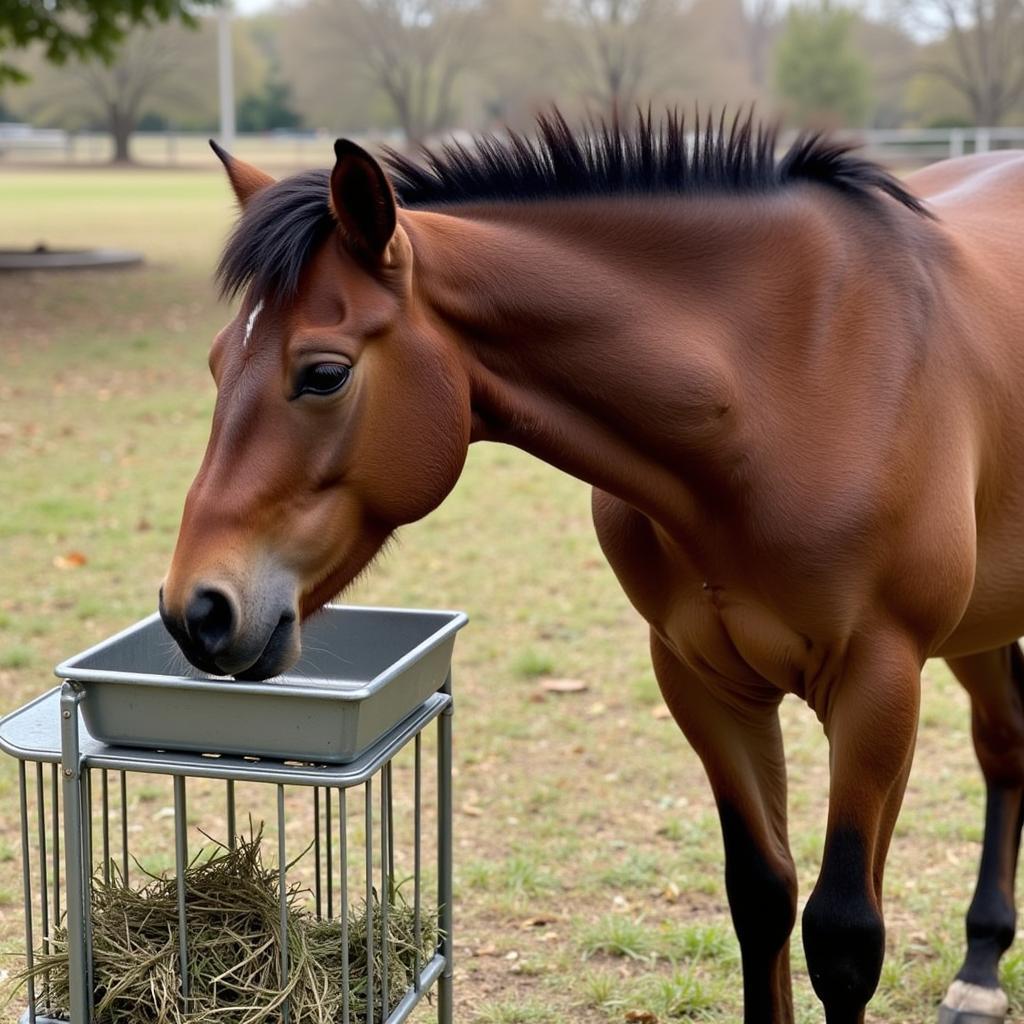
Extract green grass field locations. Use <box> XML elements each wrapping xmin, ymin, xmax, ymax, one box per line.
<box><xmin>0</xmin><ymin>168</ymin><xmax>1018</xmax><ymax>1023</ymax></box>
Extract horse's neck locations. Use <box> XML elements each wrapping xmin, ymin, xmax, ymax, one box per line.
<box><xmin>405</xmin><ymin>195</ymin><xmax>930</xmax><ymax>531</ymax></box>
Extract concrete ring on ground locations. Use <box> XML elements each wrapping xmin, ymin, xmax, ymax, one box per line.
<box><xmin>0</xmin><ymin>247</ymin><xmax>144</xmax><ymax>271</ymax></box>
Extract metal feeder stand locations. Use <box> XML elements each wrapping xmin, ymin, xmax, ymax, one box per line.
<box><xmin>0</xmin><ymin>604</ymin><xmax>466</xmax><ymax>1024</ymax></box>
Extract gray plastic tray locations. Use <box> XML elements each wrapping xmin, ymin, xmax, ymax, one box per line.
<box><xmin>53</xmin><ymin>604</ymin><xmax>466</xmax><ymax>764</ymax></box>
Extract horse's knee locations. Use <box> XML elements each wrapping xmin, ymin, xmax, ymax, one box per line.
<box><xmin>966</xmin><ymin>889</ymin><xmax>1016</xmax><ymax>958</ymax></box>
<box><xmin>802</xmin><ymin>890</ymin><xmax>884</xmax><ymax>1013</ymax></box>
<box><xmin>802</xmin><ymin>829</ymin><xmax>885</xmax><ymax>1019</ymax></box>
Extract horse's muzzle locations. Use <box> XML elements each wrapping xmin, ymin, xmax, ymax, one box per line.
<box><xmin>159</xmin><ymin>581</ymin><xmax>298</xmax><ymax>680</ymax></box>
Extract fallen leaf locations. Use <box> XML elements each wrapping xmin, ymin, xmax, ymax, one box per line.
<box><xmin>651</xmin><ymin>704</ymin><xmax>671</xmax><ymax>720</ymax></box>
<box><xmin>520</xmin><ymin>915</ymin><xmax>558</xmax><ymax>929</ymax></box>
<box><xmin>53</xmin><ymin>551</ymin><xmax>87</xmax><ymax>570</ymax></box>
<box><xmin>540</xmin><ymin>677</ymin><xmax>588</xmax><ymax>694</ymax></box>
<box><xmin>625</xmin><ymin>1011</ymin><xmax>659</xmax><ymax>1024</ymax></box>
<box><xmin>461</xmin><ymin>803</ymin><xmax>483</xmax><ymax>817</ymax></box>
<box><xmin>136</xmin><ymin>517</ymin><xmax>152</xmax><ymax>532</ymax></box>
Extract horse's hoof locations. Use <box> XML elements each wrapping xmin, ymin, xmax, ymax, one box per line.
<box><xmin>938</xmin><ymin>980</ymin><xmax>1007</xmax><ymax>1024</ymax></box>
<box><xmin>938</xmin><ymin>1010</ymin><xmax>1005</xmax><ymax>1024</ymax></box>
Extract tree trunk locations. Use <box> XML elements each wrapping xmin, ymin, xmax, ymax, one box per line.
<box><xmin>111</xmin><ymin>112</ymin><xmax>134</xmax><ymax>164</ymax></box>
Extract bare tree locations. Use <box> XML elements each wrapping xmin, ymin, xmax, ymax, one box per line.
<box><xmin>14</xmin><ymin>20</ymin><xmax>217</xmax><ymax>162</ymax></box>
<box><xmin>898</xmin><ymin>0</ymin><xmax>1024</xmax><ymax>124</ymax></box>
<box><xmin>549</xmin><ymin>0</ymin><xmax>686</xmax><ymax>114</ymax></box>
<box><xmin>743</xmin><ymin>0</ymin><xmax>777</xmax><ymax>88</ymax></box>
<box><xmin>287</xmin><ymin>0</ymin><xmax>483</xmax><ymax>143</ymax></box>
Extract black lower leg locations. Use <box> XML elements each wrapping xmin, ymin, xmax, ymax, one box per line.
<box><xmin>719</xmin><ymin>801</ymin><xmax>797</xmax><ymax>1024</ymax></box>
<box><xmin>954</xmin><ymin>643</ymin><xmax>1024</xmax><ymax>992</ymax></box>
<box><xmin>957</xmin><ymin>785</ymin><xmax>1022</xmax><ymax>989</ymax></box>
<box><xmin>802</xmin><ymin>827</ymin><xmax>885</xmax><ymax>1024</ymax></box>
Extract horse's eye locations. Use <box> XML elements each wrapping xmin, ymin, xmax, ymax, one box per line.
<box><xmin>295</xmin><ymin>363</ymin><xmax>351</xmax><ymax>397</ymax></box>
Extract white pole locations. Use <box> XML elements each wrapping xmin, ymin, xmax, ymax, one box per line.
<box><xmin>217</xmin><ymin>3</ymin><xmax>236</xmax><ymax>151</ymax></box>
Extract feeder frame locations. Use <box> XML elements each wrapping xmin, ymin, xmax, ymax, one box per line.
<box><xmin>2</xmin><ymin>661</ymin><xmax>456</xmax><ymax>1024</ymax></box>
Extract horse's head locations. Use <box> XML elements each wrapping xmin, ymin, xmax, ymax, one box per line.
<box><xmin>160</xmin><ymin>142</ymin><xmax>471</xmax><ymax>679</ymax></box>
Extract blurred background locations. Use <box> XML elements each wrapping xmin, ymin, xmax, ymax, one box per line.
<box><xmin>2</xmin><ymin>0</ymin><xmax>1024</xmax><ymax>171</ymax></box>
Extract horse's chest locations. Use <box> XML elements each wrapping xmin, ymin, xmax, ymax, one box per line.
<box><xmin>591</xmin><ymin>491</ymin><xmax>840</xmax><ymax>701</ymax></box>
<box><xmin>657</xmin><ymin>584</ymin><xmax>834</xmax><ymax>702</ymax></box>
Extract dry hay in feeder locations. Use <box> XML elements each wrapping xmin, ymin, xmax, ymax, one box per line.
<box><xmin>15</xmin><ymin>828</ymin><xmax>436</xmax><ymax>1024</ymax></box>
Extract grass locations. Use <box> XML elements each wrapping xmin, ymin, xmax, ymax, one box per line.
<box><xmin>510</xmin><ymin>649</ymin><xmax>556</xmax><ymax>679</ymax></box>
<box><xmin>579</xmin><ymin>916</ymin><xmax>734</xmax><ymax>965</ymax></box>
<box><xmin>0</xmin><ymin>165</ymin><xmax>1015</xmax><ymax>1023</ymax></box>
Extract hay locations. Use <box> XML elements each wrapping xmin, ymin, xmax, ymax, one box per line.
<box><xmin>18</xmin><ymin>828</ymin><xmax>437</xmax><ymax>1023</ymax></box>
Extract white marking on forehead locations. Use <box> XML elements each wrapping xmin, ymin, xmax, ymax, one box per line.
<box><xmin>243</xmin><ymin>298</ymin><xmax>265</xmax><ymax>348</ymax></box>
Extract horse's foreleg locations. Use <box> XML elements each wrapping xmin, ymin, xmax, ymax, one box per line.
<box><xmin>802</xmin><ymin>633</ymin><xmax>921</xmax><ymax>1024</ymax></box>
<box><xmin>651</xmin><ymin>633</ymin><xmax>797</xmax><ymax>1024</ymax></box>
<box><xmin>940</xmin><ymin>643</ymin><xmax>1024</xmax><ymax>1024</ymax></box>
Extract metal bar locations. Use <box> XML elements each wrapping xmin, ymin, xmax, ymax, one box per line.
<box><xmin>413</xmin><ymin>734</ymin><xmax>421</xmax><ymax>993</ymax></box>
<box><xmin>326</xmin><ymin>787</ymin><xmax>333</xmax><ymax>921</ymax></box>
<box><xmin>340</xmin><ymin>787</ymin><xmax>349</xmax><ymax>1024</ymax></box>
<box><xmin>278</xmin><ymin>784</ymin><xmax>290</xmax><ymax>1024</ymax></box>
<box><xmin>101</xmin><ymin>770</ymin><xmax>110</xmax><ymax>885</ymax></box>
<box><xmin>83</xmin><ymin>770</ymin><xmax>93</xmax><ymax>880</ymax></box>
<box><xmin>35</xmin><ymin>762</ymin><xmax>50</xmax><ymax>1008</ymax></box>
<box><xmin>314</xmin><ymin>787</ymin><xmax>322</xmax><ymax>920</ymax></box>
<box><xmin>51</xmin><ymin>764</ymin><xmax>60</xmax><ymax>932</ymax></box>
<box><xmin>120</xmin><ymin>772</ymin><xmax>129</xmax><ymax>885</ymax></box>
<box><xmin>437</xmin><ymin>672</ymin><xmax>454</xmax><ymax>1024</ymax></box>
<box><xmin>385</xmin><ymin>761</ymin><xmax>395</xmax><ymax>886</ymax></box>
<box><xmin>173</xmin><ymin>775</ymin><xmax>189</xmax><ymax>1006</ymax></box>
<box><xmin>381</xmin><ymin>766</ymin><xmax>389</xmax><ymax>1023</ymax></box>
<box><xmin>82</xmin><ymin>769</ymin><xmax>95</xmax><ymax>1010</ymax></box>
<box><xmin>19</xmin><ymin>762</ymin><xmax>37</xmax><ymax>1022</ymax></box>
<box><xmin>365</xmin><ymin>779</ymin><xmax>374</xmax><ymax>1024</ymax></box>
<box><xmin>382</xmin><ymin>954</ymin><xmax>445</xmax><ymax>1024</ymax></box>
<box><xmin>226</xmin><ymin>779</ymin><xmax>236</xmax><ymax>851</ymax></box>
<box><xmin>60</xmin><ymin>684</ymin><xmax>90</xmax><ymax>1024</ymax></box>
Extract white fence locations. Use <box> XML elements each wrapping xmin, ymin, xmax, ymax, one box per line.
<box><xmin>850</xmin><ymin>126</ymin><xmax>1024</xmax><ymax>165</ymax></box>
<box><xmin>0</xmin><ymin>125</ymin><xmax>1022</xmax><ymax>171</ymax></box>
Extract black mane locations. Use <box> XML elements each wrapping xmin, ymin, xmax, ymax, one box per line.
<box><xmin>218</xmin><ymin>109</ymin><xmax>928</xmax><ymax>301</ymax></box>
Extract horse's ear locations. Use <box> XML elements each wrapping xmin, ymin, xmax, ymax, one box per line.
<box><xmin>209</xmin><ymin>140</ymin><xmax>274</xmax><ymax>208</ymax></box>
<box><xmin>330</xmin><ymin>139</ymin><xmax>397</xmax><ymax>263</ymax></box>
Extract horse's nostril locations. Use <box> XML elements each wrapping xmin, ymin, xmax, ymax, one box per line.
<box><xmin>184</xmin><ymin>586</ymin><xmax>236</xmax><ymax>657</ymax></box>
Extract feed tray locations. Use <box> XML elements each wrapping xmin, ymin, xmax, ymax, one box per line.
<box><xmin>52</xmin><ymin>604</ymin><xmax>466</xmax><ymax>763</ymax></box>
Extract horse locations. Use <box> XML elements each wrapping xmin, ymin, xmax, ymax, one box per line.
<box><xmin>159</xmin><ymin>111</ymin><xmax>1024</xmax><ymax>1024</ymax></box>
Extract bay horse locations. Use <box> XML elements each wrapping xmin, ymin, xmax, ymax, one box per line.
<box><xmin>159</xmin><ymin>111</ymin><xmax>1024</xmax><ymax>1024</ymax></box>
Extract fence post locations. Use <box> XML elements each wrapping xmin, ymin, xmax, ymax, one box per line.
<box><xmin>976</xmin><ymin>127</ymin><xmax>991</xmax><ymax>153</ymax></box>
<box><xmin>949</xmin><ymin>127</ymin><xmax>964</xmax><ymax>158</ymax></box>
